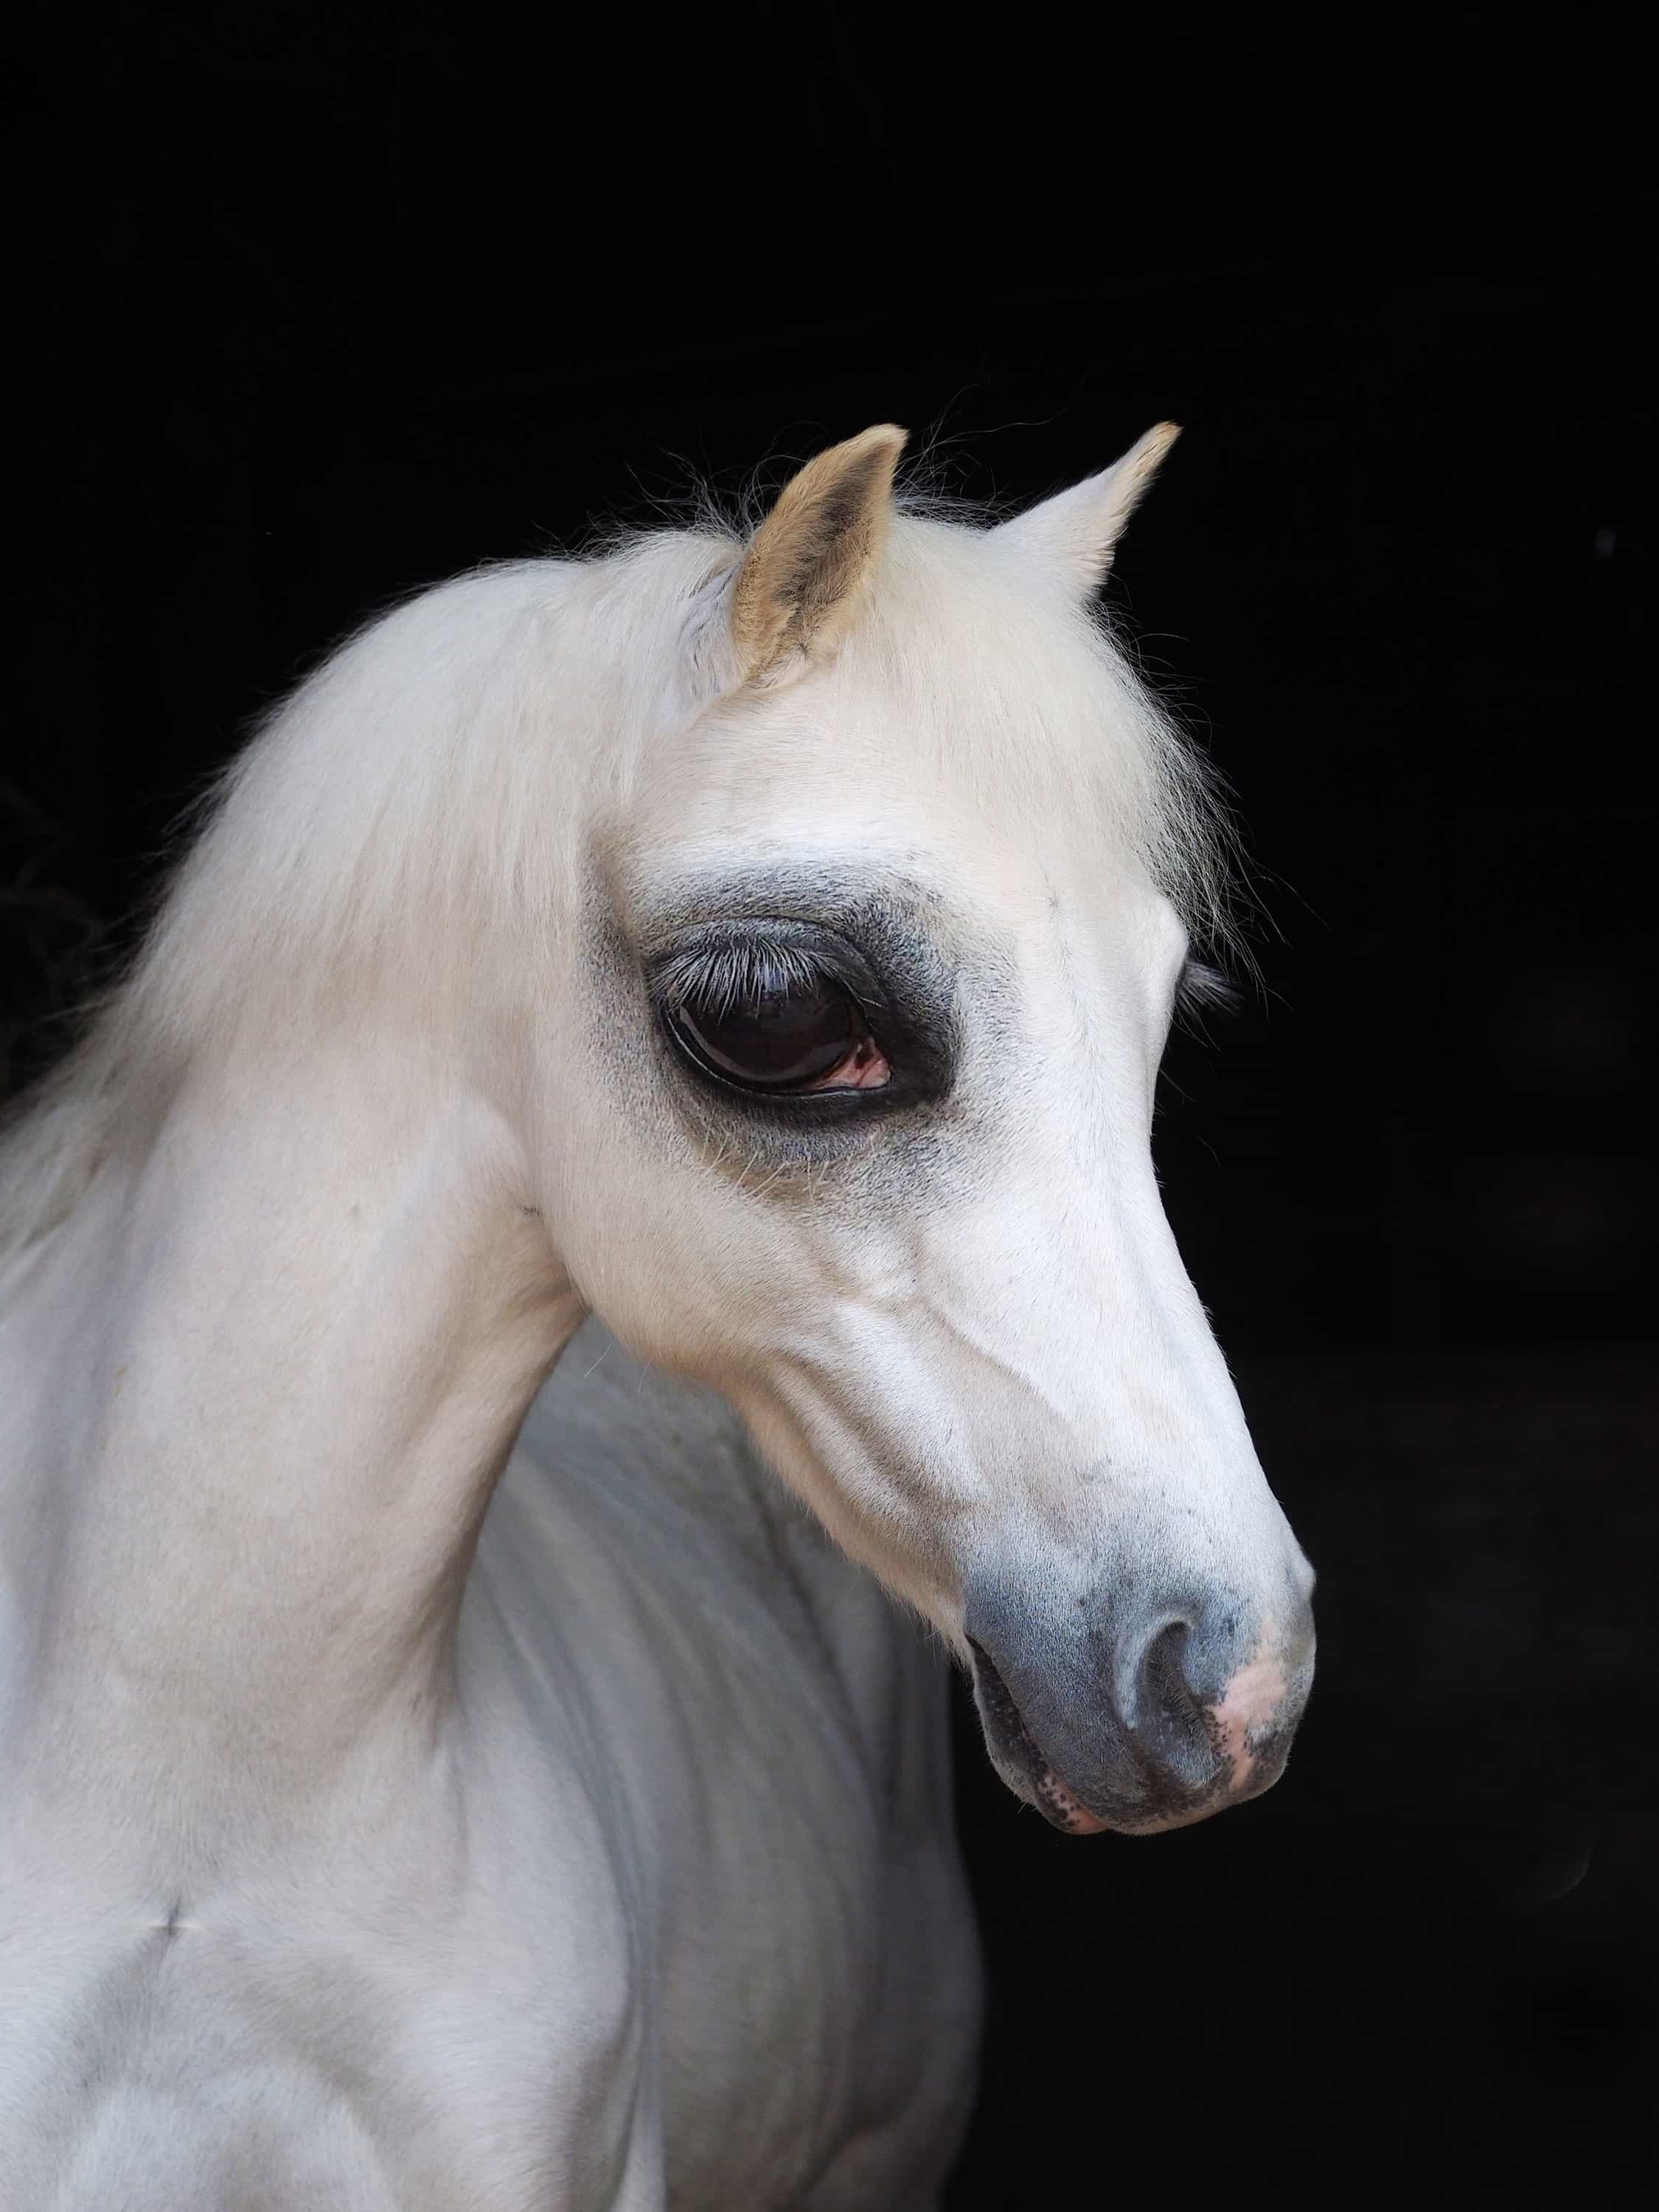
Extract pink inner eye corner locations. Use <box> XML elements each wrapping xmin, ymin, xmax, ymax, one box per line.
<box><xmin>812</xmin><ymin>1034</ymin><xmax>891</xmax><ymax>1091</ymax></box>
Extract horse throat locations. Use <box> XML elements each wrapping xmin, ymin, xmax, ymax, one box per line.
<box><xmin>1</xmin><ymin>1042</ymin><xmax>583</xmax><ymax>1832</ymax></box>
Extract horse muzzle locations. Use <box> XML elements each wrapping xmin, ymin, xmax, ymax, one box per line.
<box><xmin>965</xmin><ymin>1573</ymin><xmax>1316</xmax><ymax>1836</ymax></box>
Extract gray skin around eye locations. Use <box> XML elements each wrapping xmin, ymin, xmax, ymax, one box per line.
<box><xmin>585</xmin><ymin>873</ymin><xmax>1006</xmax><ymax>1199</ymax></box>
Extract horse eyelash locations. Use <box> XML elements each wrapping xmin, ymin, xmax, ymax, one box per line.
<box><xmin>653</xmin><ymin>941</ymin><xmax>814</xmax><ymax>1023</ymax></box>
<box><xmin>653</xmin><ymin>939</ymin><xmax>877</xmax><ymax>1025</ymax></box>
<box><xmin>655</xmin><ymin>939</ymin><xmax>1233</xmax><ymax>1029</ymax></box>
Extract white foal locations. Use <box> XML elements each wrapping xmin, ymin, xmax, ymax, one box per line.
<box><xmin>0</xmin><ymin>420</ymin><xmax>1314</xmax><ymax>2208</ymax></box>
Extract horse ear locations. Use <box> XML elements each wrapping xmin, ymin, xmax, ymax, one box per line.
<box><xmin>993</xmin><ymin>422</ymin><xmax>1180</xmax><ymax>591</ymax></box>
<box><xmin>720</xmin><ymin>424</ymin><xmax>908</xmax><ymax>688</ymax></box>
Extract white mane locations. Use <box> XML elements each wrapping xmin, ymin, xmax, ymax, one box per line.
<box><xmin>0</xmin><ymin>495</ymin><xmax>1244</xmax><ymax>1258</ymax></box>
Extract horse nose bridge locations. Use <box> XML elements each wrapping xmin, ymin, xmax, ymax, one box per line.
<box><xmin>984</xmin><ymin>1237</ymin><xmax>1243</xmax><ymax>1445</ymax></box>
<box><xmin>1029</xmin><ymin>1206</ymin><xmax>1253</xmax><ymax>1441</ymax></box>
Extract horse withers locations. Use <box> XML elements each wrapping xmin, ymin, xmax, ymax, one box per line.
<box><xmin>0</xmin><ymin>420</ymin><xmax>1314</xmax><ymax>2207</ymax></box>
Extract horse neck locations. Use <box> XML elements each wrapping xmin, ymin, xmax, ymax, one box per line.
<box><xmin>2</xmin><ymin>1025</ymin><xmax>582</xmax><ymax>1844</ymax></box>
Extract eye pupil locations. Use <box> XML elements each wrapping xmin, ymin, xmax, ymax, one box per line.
<box><xmin>674</xmin><ymin>974</ymin><xmax>863</xmax><ymax>1090</ymax></box>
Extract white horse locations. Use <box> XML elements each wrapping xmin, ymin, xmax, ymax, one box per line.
<box><xmin>0</xmin><ymin>420</ymin><xmax>1315</xmax><ymax>2208</ymax></box>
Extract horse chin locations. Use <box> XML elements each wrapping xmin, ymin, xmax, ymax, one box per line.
<box><xmin>1026</xmin><ymin>1764</ymin><xmax>1111</xmax><ymax>1837</ymax></box>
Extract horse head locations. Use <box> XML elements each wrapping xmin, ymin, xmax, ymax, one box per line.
<box><xmin>543</xmin><ymin>422</ymin><xmax>1316</xmax><ymax>1834</ymax></box>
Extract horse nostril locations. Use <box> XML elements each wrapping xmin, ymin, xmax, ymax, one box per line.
<box><xmin>1113</xmin><ymin>1613</ymin><xmax>1220</xmax><ymax>1792</ymax></box>
<box><xmin>1138</xmin><ymin>1618</ymin><xmax>1202</xmax><ymax>1722</ymax></box>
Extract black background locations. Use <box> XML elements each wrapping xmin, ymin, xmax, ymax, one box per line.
<box><xmin>10</xmin><ymin>4</ymin><xmax>1658</xmax><ymax>2205</ymax></box>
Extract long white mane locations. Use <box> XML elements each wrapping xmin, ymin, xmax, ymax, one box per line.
<box><xmin>0</xmin><ymin>489</ymin><xmax>1245</xmax><ymax>1259</ymax></box>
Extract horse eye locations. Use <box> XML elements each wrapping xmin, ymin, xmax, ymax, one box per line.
<box><xmin>669</xmin><ymin>972</ymin><xmax>883</xmax><ymax>1093</ymax></box>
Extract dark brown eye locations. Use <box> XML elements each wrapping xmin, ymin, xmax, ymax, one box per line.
<box><xmin>670</xmin><ymin>973</ymin><xmax>882</xmax><ymax>1092</ymax></box>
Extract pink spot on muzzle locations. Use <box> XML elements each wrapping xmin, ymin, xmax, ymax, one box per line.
<box><xmin>1205</xmin><ymin>1650</ymin><xmax>1290</xmax><ymax>1790</ymax></box>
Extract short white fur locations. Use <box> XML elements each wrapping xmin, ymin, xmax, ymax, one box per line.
<box><xmin>0</xmin><ymin>421</ymin><xmax>1311</xmax><ymax>2208</ymax></box>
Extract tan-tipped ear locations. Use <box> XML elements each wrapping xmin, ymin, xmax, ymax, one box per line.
<box><xmin>993</xmin><ymin>422</ymin><xmax>1180</xmax><ymax>591</ymax></box>
<box><xmin>727</xmin><ymin>424</ymin><xmax>906</xmax><ymax>684</ymax></box>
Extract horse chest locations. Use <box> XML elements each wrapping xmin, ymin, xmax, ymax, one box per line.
<box><xmin>462</xmin><ymin>1427</ymin><xmax>981</xmax><ymax>2205</ymax></box>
